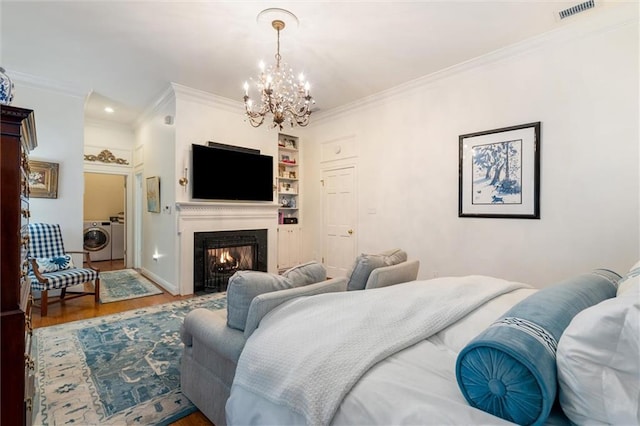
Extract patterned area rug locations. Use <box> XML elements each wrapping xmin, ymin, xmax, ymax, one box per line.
<box><xmin>99</xmin><ymin>269</ymin><xmax>163</xmax><ymax>303</ymax></box>
<box><xmin>33</xmin><ymin>293</ymin><xmax>227</xmax><ymax>425</ymax></box>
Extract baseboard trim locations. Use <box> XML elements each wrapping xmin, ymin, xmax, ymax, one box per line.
<box><xmin>140</xmin><ymin>267</ymin><xmax>179</xmax><ymax>295</ymax></box>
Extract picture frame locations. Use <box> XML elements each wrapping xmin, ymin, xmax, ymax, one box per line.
<box><xmin>459</xmin><ymin>122</ymin><xmax>540</xmax><ymax>219</ymax></box>
<box><xmin>28</xmin><ymin>160</ymin><xmax>59</xmax><ymax>199</ymax></box>
<box><xmin>146</xmin><ymin>176</ymin><xmax>161</xmax><ymax>213</ymax></box>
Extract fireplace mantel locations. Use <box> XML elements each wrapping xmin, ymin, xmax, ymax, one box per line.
<box><xmin>176</xmin><ymin>200</ymin><xmax>279</xmax><ymax>213</ymax></box>
<box><xmin>176</xmin><ymin>201</ymin><xmax>279</xmax><ymax>295</ymax></box>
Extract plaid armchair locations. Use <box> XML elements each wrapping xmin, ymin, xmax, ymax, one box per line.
<box><xmin>27</xmin><ymin>223</ymin><xmax>100</xmax><ymax>316</ymax></box>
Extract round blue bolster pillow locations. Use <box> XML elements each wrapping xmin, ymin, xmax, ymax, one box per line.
<box><xmin>455</xmin><ymin>269</ymin><xmax>620</xmax><ymax>426</ymax></box>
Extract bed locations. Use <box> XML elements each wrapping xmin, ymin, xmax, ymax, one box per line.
<box><xmin>225</xmin><ymin>265</ymin><xmax>639</xmax><ymax>425</ymax></box>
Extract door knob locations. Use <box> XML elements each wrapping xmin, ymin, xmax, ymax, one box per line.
<box><xmin>347</xmin><ymin>229</ymin><xmax>353</xmax><ymax>235</ymax></box>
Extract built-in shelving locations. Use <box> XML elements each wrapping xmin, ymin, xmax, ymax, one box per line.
<box><xmin>277</xmin><ymin>133</ymin><xmax>302</xmax><ymax>271</ymax></box>
<box><xmin>277</xmin><ymin>134</ymin><xmax>300</xmax><ymax>225</ymax></box>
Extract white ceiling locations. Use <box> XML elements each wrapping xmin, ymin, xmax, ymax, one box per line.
<box><xmin>1</xmin><ymin>0</ymin><xmax>625</xmax><ymax>125</ymax></box>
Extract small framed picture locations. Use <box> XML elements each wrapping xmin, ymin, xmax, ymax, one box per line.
<box><xmin>459</xmin><ymin>122</ymin><xmax>540</xmax><ymax>219</ymax></box>
<box><xmin>146</xmin><ymin>176</ymin><xmax>161</xmax><ymax>213</ymax></box>
<box><xmin>28</xmin><ymin>160</ymin><xmax>59</xmax><ymax>199</ymax></box>
<box><xmin>288</xmin><ymin>171</ymin><xmax>296</xmax><ymax>179</ymax></box>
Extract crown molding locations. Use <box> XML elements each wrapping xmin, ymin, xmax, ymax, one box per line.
<box><xmin>84</xmin><ymin>117</ymin><xmax>137</xmax><ymax>133</ymax></box>
<box><xmin>313</xmin><ymin>3</ymin><xmax>638</xmax><ymax>125</ymax></box>
<box><xmin>135</xmin><ymin>83</ymin><xmax>246</xmax><ymax>129</ymax></box>
<box><xmin>135</xmin><ymin>84</ymin><xmax>176</xmax><ymax>128</ymax></box>
<box><xmin>10</xmin><ymin>70</ymin><xmax>89</xmax><ymax>98</ymax></box>
<box><xmin>171</xmin><ymin>82</ymin><xmax>245</xmax><ymax>114</ymax></box>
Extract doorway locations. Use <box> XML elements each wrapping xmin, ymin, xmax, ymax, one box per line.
<box><xmin>322</xmin><ymin>166</ymin><xmax>357</xmax><ymax>278</ymax></box>
<box><xmin>83</xmin><ymin>172</ymin><xmax>127</xmax><ymax>270</ymax></box>
<box><xmin>134</xmin><ymin>172</ymin><xmax>143</xmax><ymax>269</ymax></box>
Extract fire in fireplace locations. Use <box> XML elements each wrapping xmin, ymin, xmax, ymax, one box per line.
<box><xmin>194</xmin><ymin>229</ymin><xmax>267</xmax><ymax>292</ymax></box>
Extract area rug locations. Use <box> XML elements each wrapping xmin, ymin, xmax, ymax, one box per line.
<box><xmin>99</xmin><ymin>269</ymin><xmax>163</xmax><ymax>303</ymax></box>
<box><xmin>33</xmin><ymin>292</ymin><xmax>227</xmax><ymax>425</ymax></box>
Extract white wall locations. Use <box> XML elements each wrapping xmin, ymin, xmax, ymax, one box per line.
<box><xmin>173</xmin><ymin>83</ymin><xmax>276</xmax><ymax>205</ymax></box>
<box><xmin>85</xmin><ymin>119</ymin><xmax>135</xmax><ymax>151</ymax></box>
<box><xmin>12</xmin><ymin>79</ymin><xmax>87</xmax><ymax>254</ymax></box>
<box><xmin>134</xmin><ymin>89</ymin><xmax>178</xmax><ymax>291</ymax></box>
<box><xmin>304</xmin><ymin>12</ymin><xmax>639</xmax><ymax>287</ymax></box>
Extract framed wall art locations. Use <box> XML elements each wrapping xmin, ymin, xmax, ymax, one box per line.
<box><xmin>28</xmin><ymin>160</ymin><xmax>59</xmax><ymax>199</ymax></box>
<box><xmin>146</xmin><ymin>176</ymin><xmax>161</xmax><ymax>213</ymax></box>
<box><xmin>459</xmin><ymin>122</ymin><xmax>540</xmax><ymax>219</ymax></box>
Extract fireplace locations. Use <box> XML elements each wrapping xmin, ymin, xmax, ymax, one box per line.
<box><xmin>194</xmin><ymin>229</ymin><xmax>268</xmax><ymax>292</ymax></box>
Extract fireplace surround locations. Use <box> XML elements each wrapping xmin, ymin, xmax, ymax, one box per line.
<box><xmin>176</xmin><ymin>201</ymin><xmax>279</xmax><ymax>295</ymax></box>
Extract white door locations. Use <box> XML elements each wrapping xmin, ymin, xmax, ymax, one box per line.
<box><xmin>322</xmin><ymin>166</ymin><xmax>357</xmax><ymax>278</ymax></box>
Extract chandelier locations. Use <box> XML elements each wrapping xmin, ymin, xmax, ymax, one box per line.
<box><xmin>243</xmin><ymin>15</ymin><xmax>314</xmax><ymax>130</ymax></box>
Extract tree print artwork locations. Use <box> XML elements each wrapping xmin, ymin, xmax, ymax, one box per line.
<box><xmin>472</xmin><ymin>139</ymin><xmax>522</xmax><ymax>205</ymax></box>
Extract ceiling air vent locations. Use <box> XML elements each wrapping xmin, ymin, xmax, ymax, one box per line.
<box><xmin>558</xmin><ymin>0</ymin><xmax>596</xmax><ymax>20</ymax></box>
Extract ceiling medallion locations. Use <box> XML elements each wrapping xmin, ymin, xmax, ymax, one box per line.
<box><xmin>243</xmin><ymin>8</ymin><xmax>314</xmax><ymax>130</ymax></box>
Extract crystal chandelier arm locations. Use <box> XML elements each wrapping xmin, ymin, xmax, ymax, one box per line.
<box><xmin>282</xmin><ymin>104</ymin><xmax>312</xmax><ymax>127</ymax></box>
<box><xmin>244</xmin><ymin>95</ymin><xmax>266</xmax><ymax>127</ymax></box>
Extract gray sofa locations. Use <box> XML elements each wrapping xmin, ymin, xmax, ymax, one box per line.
<box><xmin>180</xmin><ymin>254</ymin><xmax>420</xmax><ymax>425</ymax></box>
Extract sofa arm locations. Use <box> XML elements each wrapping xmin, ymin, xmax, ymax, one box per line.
<box><xmin>244</xmin><ymin>277</ymin><xmax>348</xmax><ymax>338</ymax></box>
<box><xmin>181</xmin><ymin>308</ymin><xmax>246</xmax><ymax>363</ymax></box>
<box><xmin>365</xmin><ymin>259</ymin><xmax>420</xmax><ymax>290</ymax></box>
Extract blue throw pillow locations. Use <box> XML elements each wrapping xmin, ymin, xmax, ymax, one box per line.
<box><xmin>35</xmin><ymin>254</ymin><xmax>75</xmax><ymax>273</ymax></box>
<box><xmin>455</xmin><ymin>269</ymin><xmax>620</xmax><ymax>426</ymax></box>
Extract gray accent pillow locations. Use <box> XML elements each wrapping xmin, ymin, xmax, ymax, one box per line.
<box><xmin>282</xmin><ymin>261</ymin><xmax>327</xmax><ymax>286</ymax></box>
<box><xmin>226</xmin><ymin>261</ymin><xmax>327</xmax><ymax>331</ymax></box>
<box><xmin>346</xmin><ymin>248</ymin><xmax>407</xmax><ymax>291</ymax></box>
<box><xmin>244</xmin><ymin>277</ymin><xmax>347</xmax><ymax>338</ymax></box>
<box><xmin>226</xmin><ymin>271</ymin><xmax>294</xmax><ymax>331</ymax></box>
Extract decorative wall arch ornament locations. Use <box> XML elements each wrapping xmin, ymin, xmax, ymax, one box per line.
<box><xmin>84</xmin><ymin>149</ymin><xmax>129</xmax><ymax>165</ymax></box>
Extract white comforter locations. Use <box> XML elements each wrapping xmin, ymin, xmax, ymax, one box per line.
<box><xmin>227</xmin><ymin>276</ymin><xmax>531</xmax><ymax>425</ymax></box>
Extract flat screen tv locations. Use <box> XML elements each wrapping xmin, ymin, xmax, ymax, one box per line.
<box><xmin>191</xmin><ymin>143</ymin><xmax>273</xmax><ymax>202</ymax></box>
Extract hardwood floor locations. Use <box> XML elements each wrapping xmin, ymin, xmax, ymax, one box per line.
<box><xmin>32</xmin><ymin>259</ymin><xmax>215</xmax><ymax>425</ymax></box>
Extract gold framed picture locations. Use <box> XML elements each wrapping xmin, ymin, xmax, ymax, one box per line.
<box><xmin>28</xmin><ymin>160</ymin><xmax>59</xmax><ymax>199</ymax></box>
<box><xmin>146</xmin><ymin>176</ymin><xmax>160</xmax><ymax>213</ymax></box>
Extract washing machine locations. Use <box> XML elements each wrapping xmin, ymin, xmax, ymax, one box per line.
<box><xmin>83</xmin><ymin>221</ymin><xmax>112</xmax><ymax>261</ymax></box>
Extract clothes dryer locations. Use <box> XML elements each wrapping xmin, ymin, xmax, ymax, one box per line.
<box><xmin>111</xmin><ymin>222</ymin><xmax>125</xmax><ymax>260</ymax></box>
<box><xmin>83</xmin><ymin>221</ymin><xmax>112</xmax><ymax>261</ymax></box>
